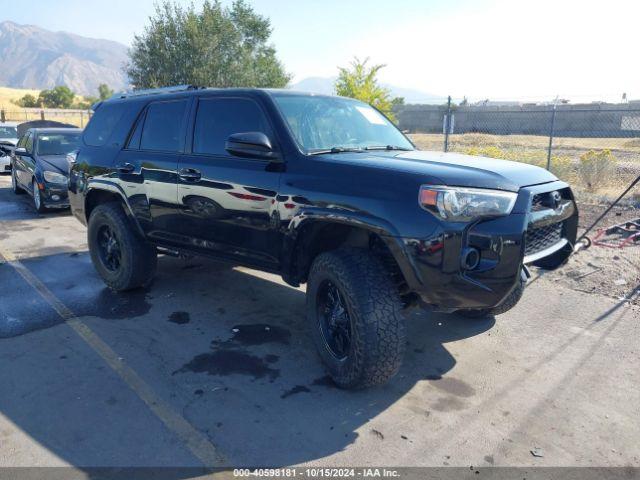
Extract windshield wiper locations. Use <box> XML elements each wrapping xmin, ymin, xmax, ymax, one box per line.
<box><xmin>364</xmin><ymin>145</ymin><xmax>413</xmax><ymax>151</ymax></box>
<box><xmin>308</xmin><ymin>146</ymin><xmax>365</xmax><ymax>156</ymax></box>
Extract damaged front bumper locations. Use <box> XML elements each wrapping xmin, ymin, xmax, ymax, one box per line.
<box><xmin>397</xmin><ymin>181</ymin><xmax>578</xmax><ymax>312</ymax></box>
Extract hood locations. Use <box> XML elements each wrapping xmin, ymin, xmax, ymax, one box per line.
<box><xmin>323</xmin><ymin>150</ymin><xmax>558</xmax><ymax>192</ymax></box>
<box><xmin>39</xmin><ymin>155</ymin><xmax>70</xmax><ymax>175</ymax></box>
<box><xmin>0</xmin><ymin>139</ymin><xmax>18</xmax><ymax>147</ymax></box>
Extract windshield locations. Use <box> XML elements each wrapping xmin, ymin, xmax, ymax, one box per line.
<box><xmin>36</xmin><ymin>133</ymin><xmax>81</xmax><ymax>156</ymax></box>
<box><xmin>272</xmin><ymin>94</ymin><xmax>413</xmax><ymax>153</ymax></box>
<box><xmin>0</xmin><ymin>126</ymin><xmax>17</xmax><ymax>139</ymax></box>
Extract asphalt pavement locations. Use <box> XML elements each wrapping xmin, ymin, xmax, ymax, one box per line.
<box><xmin>0</xmin><ymin>173</ymin><xmax>638</xmax><ymax>471</ymax></box>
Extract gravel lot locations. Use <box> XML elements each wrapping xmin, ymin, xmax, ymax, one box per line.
<box><xmin>0</xmin><ymin>173</ymin><xmax>638</xmax><ymax>470</ymax></box>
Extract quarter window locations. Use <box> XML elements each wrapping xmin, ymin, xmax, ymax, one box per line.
<box><xmin>193</xmin><ymin>97</ymin><xmax>273</xmax><ymax>156</ymax></box>
<box><xmin>83</xmin><ymin>102</ymin><xmax>127</xmax><ymax>147</ymax></box>
<box><xmin>140</xmin><ymin>100</ymin><xmax>188</xmax><ymax>152</ymax></box>
<box><xmin>17</xmin><ymin>133</ymin><xmax>28</xmax><ymax>148</ymax></box>
<box><xmin>25</xmin><ymin>133</ymin><xmax>34</xmax><ymax>153</ymax></box>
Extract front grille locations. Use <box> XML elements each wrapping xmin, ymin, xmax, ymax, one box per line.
<box><xmin>524</xmin><ymin>222</ymin><xmax>563</xmax><ymax>256</ymax></box>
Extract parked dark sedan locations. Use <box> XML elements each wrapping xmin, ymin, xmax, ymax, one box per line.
<box><xmin>11</xmin><ymin>128</ymin><xmax>81</xmax><ymax>212</ymax></box>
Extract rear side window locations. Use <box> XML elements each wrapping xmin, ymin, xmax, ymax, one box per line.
<box><xmin>140</xmin><ymin>100</ymin><xmax>188</xmax><ymax>152</ymax></box>
<box><xmin>193</xmin><ymin>97</ymin><xmax>272</xmax><ymax>156</ymax></box>
<box><xmin>83</xmin><ymin>102</ymin><xmax>127</xmax><ymax>146</ymax></box>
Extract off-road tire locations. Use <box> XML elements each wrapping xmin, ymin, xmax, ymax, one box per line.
<box><xmin>306</xmin><ymin>248</ymin><xmax>406</xmax><ymax>389</ymax></box>
<box><xmin>88</xmin><ymin>202</ymin><xmax>157</xmax><ymax>291</ymax></box>
<box><xmin>457</xmin><ymin>275</ymin><xmax>525</xmax><ymax>319</ymax></box>
<box><xmin>11</xmin><ymin>168</ymin><xmax>24</xmax><ymax>194</ymax></box>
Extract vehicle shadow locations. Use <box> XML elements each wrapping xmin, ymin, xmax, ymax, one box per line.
<box><xmin>0</xmin><ymin>251</ymin><xmax>494</xmax><ymax>471</ymax></box>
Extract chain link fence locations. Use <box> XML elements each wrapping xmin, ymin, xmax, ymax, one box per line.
<box><xmin>0</xmin><ymin>108</ymin><xmax>92</xmax><ymax>128</ymax></box>
<box><xmin>398</xmin><ymin>100</ymin><xmax>640</xmax><ymax>302</ymax></box>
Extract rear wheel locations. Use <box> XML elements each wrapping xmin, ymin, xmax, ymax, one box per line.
<box><xmin>11</xmin><ymin>168</ymin><xmax>24</xmax><ymax>194</ymax></box>
<box><xmin>32</xmin><ymin>180</ymin><xmax>47</xmax><ymax>213</ymax></box>
<box><xmin>306</xmin><ymin>248</ymin><xmax>406</xmax><ymax>389</ymax></box>
<box><xmin>88</xmin><ymin>202</ymin><xmax>157</xmax><ymax>291</ymax></box>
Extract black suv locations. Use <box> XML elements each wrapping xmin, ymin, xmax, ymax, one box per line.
<box><xmin>69</xmin><ymin>85</ymin><xmax>577</xmax><ymax>388</ymax></box>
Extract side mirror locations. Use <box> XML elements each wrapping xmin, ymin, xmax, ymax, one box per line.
<box><xmin>225</xmin><ymin>132</ymin><xmax>280</xmax><ymax>161</ymax></box>
<box><xmin>14</xmin><ymin>147</ymin><xmax>31</xmax><ymax>157</ymax></box>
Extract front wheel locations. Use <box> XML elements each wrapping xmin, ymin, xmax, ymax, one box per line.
<box><xmin>11</xmin><ymin>168</ymin><xmax>24</xmax><ymax>194</ymax></box>
<box><xmin>32</xmin><ymin>180</ymin><xmax>47</xmax><ymax>213</ymax></box>
<box><xmin>306</xmin><ymin>248</ymin><xmax>406</xmax><ymax>389</ymax></box>
<box><xmin>88</xmin><ymin>202</ymin><xmax>157</xmax><ymax>291</ymax></box>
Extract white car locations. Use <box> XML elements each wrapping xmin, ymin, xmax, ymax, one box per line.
<box><xmin>0</xmin><ymin>121</ymin><xmax>19</xmax><ymax>172</ymax></box>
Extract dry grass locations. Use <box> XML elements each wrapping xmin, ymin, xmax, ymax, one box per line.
<box><xmin>0</xmin><ymin>86</ymin><xmax>90</xmax><ymax>127</ymax></box>
<box><xmin>0</xmin><ymin>86</ymin><xmax>41</xmax><ymax>109</ymax></box>
<box><xmin>1</xmin><ymin>109</ymin><xmax>90</xmax><ymax>128</ymax></box>
<box><xmin>408</xmin><ymin>133</ymin><xmax>640</xmax><ymax>198</ymax></box>
<box><xmin>409</xmin><ymin>133</ymin><xmax>640</xmax><ymax>156</ymax></box>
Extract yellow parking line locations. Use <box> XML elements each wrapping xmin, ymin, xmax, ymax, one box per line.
<box><xmin>0</xmin><ymin>246</ymin><xmax>227</xmax><ymax>468</ymax></box>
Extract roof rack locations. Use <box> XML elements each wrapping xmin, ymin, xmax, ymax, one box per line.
<box><xmin>110</xmin><ymin>85</ymin><xmax>203</xmax><ymax>100</ymax></box>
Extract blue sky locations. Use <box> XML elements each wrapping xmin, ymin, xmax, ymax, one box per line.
<box><xmin>1</xmin><ymin>0</ymin><xmax>638</xmax><ymax>101</ymax></box>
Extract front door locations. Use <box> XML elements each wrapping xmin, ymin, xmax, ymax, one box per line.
<box><xmin>177</xmin><ymin>95</ymin><xmax>282</xmax><ymax>270</ymax></box>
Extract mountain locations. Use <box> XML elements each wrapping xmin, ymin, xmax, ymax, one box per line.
<box><xmin>290</xmin><ymin>76</ymin><xmax>446</xmax><ymax>105</ymax></box>
<box><xmin>0</xmin><ymin>21</ymin><xmax>128</xmax><ymax>96</ymax></box>
<box><xmin>290</xmin><ymin>77</ymin><xmax>336</xmax><ymax>96</ymax></box>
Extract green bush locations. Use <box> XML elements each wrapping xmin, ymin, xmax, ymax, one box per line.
<box><xmin>548</xmin><ymin>156</ymin><xmax>575</xmax><ymax>182</ymax></box>
<box><xmin>577</xmin><ymin>149</ymin><xmax>617</xmax><ymax>192</ymax></box>
<box><xmin>13</xmin><ymin>93</ymin><xmax>40</xmax><ymax>108</ymax></box>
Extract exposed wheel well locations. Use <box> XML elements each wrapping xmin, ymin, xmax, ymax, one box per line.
<box><xmin>85</xmin><ymin>189</ymin><xmax>126</xmax><ymax>222</ymax></box>
<box><xmin>290</xmin><ymin>222</ymin><xmax>410</xmax><ymax>301</ymax></box>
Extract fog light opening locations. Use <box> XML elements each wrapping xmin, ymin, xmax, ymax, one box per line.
<box><xmin>461</xmin><ymin>248</ymin><xmax>480</xmax><ymax>270</ymax></box>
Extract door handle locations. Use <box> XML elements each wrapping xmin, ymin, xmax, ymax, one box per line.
<box><xmin>179</xmin><ymin>168</ymin><xmax>202</xmax><ymax>182</ymax></box>
<box><xmin>117</xmin><ymin>163</ymin><xmax>135</xmax><ymax>173</ymax></box>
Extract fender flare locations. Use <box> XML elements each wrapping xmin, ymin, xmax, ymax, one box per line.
<box><xmin>281</xmin><ymin>206</ymin><xmax>422</xmax><ymax>288</ymax></box>
<box><xmin>84</xmin><ymin>179</ymin><xmax>146</xmax><ymax>237</ymax></box>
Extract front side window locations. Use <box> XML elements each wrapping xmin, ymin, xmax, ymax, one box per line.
<box><xmin>0</xmin><ymin>126</ymin><xmax>17</xmax><ymax>139</ymax></box>
<box><xmin>140</xmin><ymin>100</ymin><xmax>188</xmax><ymax>152</ymax></box>
<box><xmin>193</xmin><ymin>97</ymin><xmax>273</xmax><ymax>156</ymax></box>
<box><xmin>36</xmin><ymin>132</ymin><xmax>81</xmax><ymax>156</ymax></box>
<box><xmin>271</xmin><ymin>94</ymin><xmax>413</xmax><ymax>153</ymax></box>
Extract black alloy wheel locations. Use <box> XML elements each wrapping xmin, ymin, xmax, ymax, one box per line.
<box><xmin>317</xmin><ymin>280</ymin><xmax>352</xmax><ymax>360</ymax></box>
<box><xmin>97</xmin><ymin>224</ymin><xmax>122</xmax><ymax>272</ymax></box>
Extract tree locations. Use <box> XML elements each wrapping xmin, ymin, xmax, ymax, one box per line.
<box><xmin>75</xmin><ymin>96</ymin><xmax>99</xmax><ymax>109</ymax></box>
<box><xmin>14</xmin><ymin>94</ymin><xmax>40</xmax><ymax>108</ymax></box>
<box><xmin>98</xmin><ymin>84</ymin><xmax>114</xmax><ymax>100</ymax></box>
<box><xmin>126</xmin><ymin>0</ymin><xmax>291</xmax><ymax>89</ymax></box>
<box><xmin>38</xmin><ymin>86</ymin><xmax>75</xmax><ymax>108</ymax></box>
<box><xmin>334</xmin><ymin>57</ymin><xmax>400</xmax><ymax>121</ymax></box>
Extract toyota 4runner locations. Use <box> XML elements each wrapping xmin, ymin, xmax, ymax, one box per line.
<box><xmin>69</xmin><ymin>85</ymin><xmax>578</xmax><ymax>389</ymax></box>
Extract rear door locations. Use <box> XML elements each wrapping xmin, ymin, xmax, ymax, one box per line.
<box><xmin>114</xmin><ymin>98</ymin><xmax>191</xmax><ymax>241</ymax></box>
<box><xmin>177</xmin><ymin>94</ymin><xmax>282</xmax><ymax>269</ymax></box>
